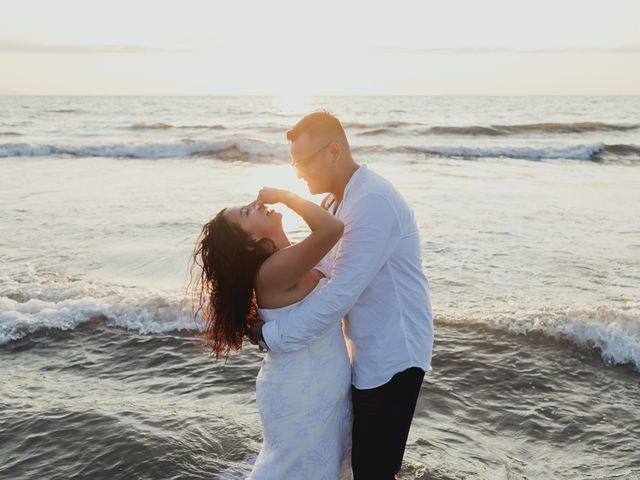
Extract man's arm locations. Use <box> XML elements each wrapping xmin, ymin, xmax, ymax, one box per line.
<box><xmin>261</xmin><ymin>193</ymin><xmax>402</xmax><ymax>352</ymax></box>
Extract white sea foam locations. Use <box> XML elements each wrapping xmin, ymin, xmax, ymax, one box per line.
<box><xmin>441</xmin><ymin>305</ymin><xmax>640</xmax><ymax>371</ymax></box>
<box><xmin>0</xmin><ymin>290</ymin><xmax>199</xmax><ymax>345</ymax></box>
<box><xmin>3</xmin><ymin>139</ymin><xmax>639</xmax><ymax>163</ymax></box>
<box><xmin>0</xmin><ymin>265</ymin><xmax>199</xmax><ymax>345</ymax></box>
<box><xmin>3</xmin><ymin>267</ymin><xmax>639</xmax><ymax>372</ymax></box>
<box><xmin>500</xmin><ymin>306</ymin><xmax>640</xmax><ymax>370</ymax></box>
<box><xmin>0</xmin><ymin>138</ymin><xmax>286</xmax><ymax>160</ymax></box>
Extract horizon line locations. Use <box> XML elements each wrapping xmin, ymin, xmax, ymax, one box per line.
<box><xmin>2</xmin><ymin>93</ymin><xmax>640</xmax><ymax>97</ymax></box>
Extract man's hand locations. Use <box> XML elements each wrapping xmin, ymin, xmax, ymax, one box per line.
<box><xmin>247</xmin><ymin>317</ymin><xmax>266</xmax><ymax>350</ymax></box>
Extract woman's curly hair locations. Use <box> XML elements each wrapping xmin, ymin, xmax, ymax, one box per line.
<box><xmin>188</xmin><ymin>208</ymin><xmax>276</xmax><ymax>359</ymax></box>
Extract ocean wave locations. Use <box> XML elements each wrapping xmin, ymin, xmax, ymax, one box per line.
<box><xmin>46</xmin><ymin>109</ymin><xmax>82</xmax><ymax>114</ymax></box>
<box><xmin>0</xmin><ymin>138</ymin><xmax>287</xmax><ymax>161</ymax></box>
<box><xmin>0</xmin><ymin>293</ymin><xmax>197</xmax><ymax>345</ymax></box>
<box><xmin>344</xmin><ymin>120</ymin><xmax>417</xmax><ymax>130</ymax></box>
<box><xmin>343</xmin><ymin>121</ymin><xmax>640</xmax><ymax>137</ymax></box>
<box><xmin>440</xmin><ymin>305</ymin><xmax>640</xmax><ymax>371</ymax></box>
<box><xmin>2</xmin><ymin>139</ymin><xmax>639</xmax><ymax>163</ymax></box>
<box><xmin>426</xmin><ymin>125</ymin><xmax>508</xmax><ymax>136</ymax></box>
<box><xmin>598</xmin><ymin>143</ymin><xmax>640</xmax><ymax>158</ymax></box>
<box><xmin>356</xmin><ymin>127</ymin><xmax>396</xmax><ymax>136</ymax></box>
<box><xmin>3</xmin><ymin>288</ymin><xmax>639</xmax><ymax>372</ymax></box>
<box><xmin>0</xmin><ymin>131</ymin><xmax>22</xmax><ymax>136</ymax></box>
<box><xmin>0</xmin><ymin>263</ymin><xmax>205</xmax><ymax>345</ymax></box>
<box><xmin>425</xmin><ymin>122</ymin><xmax>640</xmax><ymax>136</ymax></box>
<box><xmin>411</xmin><ymin>144</ymin><xmax>604</xmax><ymax>160</ymax></box>
<box><xmin>129</xmin><ymin>122</ymin><xmax>226</xmax><ymax>130</ymax></box>
<box><xmin>2</xmin><ymin>263</ymin><xmax>639</xmax><ymax>371</ymax></box>
<box><xmin>373</xmin><ymin>143</ymin><xmax>640</xmax><ymax>162</ymax></box>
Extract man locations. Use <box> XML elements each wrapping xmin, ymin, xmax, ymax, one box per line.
<box><xmin>250</xmin><ymin>111</ymin><xmax>433</xmax><ymax>479</ymax></box>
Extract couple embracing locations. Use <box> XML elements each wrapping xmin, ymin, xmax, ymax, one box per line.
<box><xmin>191</xmin><ymin>111</ymin><xmax>434</xmax><ymax>479</ymax></box>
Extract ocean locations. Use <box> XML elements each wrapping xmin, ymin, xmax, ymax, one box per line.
<box><xmin>1</xmin><ymin>95</ymin><xmax>639</xmax><ymax>479</ymax></box>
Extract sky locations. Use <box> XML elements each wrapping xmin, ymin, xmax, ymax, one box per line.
<box><xmin>1</xmin><ymin>0</ymin><xmax>640</xmax><ymax>95</ymax></box>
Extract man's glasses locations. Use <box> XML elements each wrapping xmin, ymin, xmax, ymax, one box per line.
<box><xmin>291</xmin><ymin>141</ymin><xmax>333</xmax><ymax>170</ymax></box>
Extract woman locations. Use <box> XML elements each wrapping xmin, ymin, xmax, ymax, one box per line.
<box><xmin>190</xmin><ymin>187</ymin><xmax>352</xmax><ymax>479</ymax></box>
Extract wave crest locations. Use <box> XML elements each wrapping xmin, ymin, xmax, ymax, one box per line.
<box><xmin>0</xmin><ymin>292</ymin><xmax>197</xmax><ymax>345</ymax></box>
<box><xmin>0</xmin><ymin>138</ymin><xmax>287</xmax><ymax>161</ymax></box>
<box><xmin>439</xmin><ymin>305</ymin><xmax>640</xmax><ymax>371</ymax></box>
<box><xmin>2</xmin><ymin>140</ymin><xmax>638</xmax><ymax>163</ymax></box>
<box><xmin>2</xmin><ymin>265</ymin><xmax>638</xmax><ymax>372</ymax></box>
<box><xmin>425</xmin><ymin>122</ymin><xmax>640</xmax><ymax>136</ymax></box>
<box><xmin>365</xmin><ymin>143</ymin><xmax>640</xmax><ymax>162</ymax></box>
<box><xmin>130</xmin><ymin>123</ymin><xmax>226</xmax><ymax>131</ymax></box>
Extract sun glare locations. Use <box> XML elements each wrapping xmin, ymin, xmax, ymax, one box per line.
<box><xmin>243</xmin><ymin>163</ymin><xmax>324</xmax><ymax>233</ymax></box>
<box><xmin>272</xmin><ymin>95</ymin><xmax>314</xmax><ymax>116</ymax></box>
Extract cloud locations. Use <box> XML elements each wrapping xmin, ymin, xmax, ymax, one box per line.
<box><xmin>376</xmin><ymin>45</ymin><xmax>640</xmax><ymax>55</ymax></box>
<box><xmin>0</xmin><ymin>38</ymin><xmax>185</xmax><ymax>54</ymax></box>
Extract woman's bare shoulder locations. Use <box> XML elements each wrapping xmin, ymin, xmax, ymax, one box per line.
<box><xmin>255</xmin><ymin>265</ymin><xmax>321</xmax><ymax>310</ymax></box>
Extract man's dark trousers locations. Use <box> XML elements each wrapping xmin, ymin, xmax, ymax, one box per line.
<box><xmin>351</xmin><ymin>366</ymin><xmax>425</xmax><ymax>479</ymax></box>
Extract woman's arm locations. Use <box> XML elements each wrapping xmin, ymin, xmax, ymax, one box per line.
<box><xmin>255</xmin><ymin>188</ymin><xmax>343</xmax><ymax>293</ymax></box>
<box><xmin>261</xmin><ymin>193</ymin><xmax>404</xmax><ymax>352</ymax></box>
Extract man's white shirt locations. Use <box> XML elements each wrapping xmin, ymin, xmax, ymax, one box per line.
<box><xmin>261</xmin><ymin>164</ymin><xmax>434</xmax><ymax>389</ymax></box>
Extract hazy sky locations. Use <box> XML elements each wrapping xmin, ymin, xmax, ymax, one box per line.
<box><xmin>2</xmin><ymin>0</ymin><xmax>640</xmax><ymax>95</ymax></box>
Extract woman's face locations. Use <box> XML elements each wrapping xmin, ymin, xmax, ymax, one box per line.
<box><xmin>223</xmin><ymin>200</ymin><xmax>282</xmax><ymax>240</ymax></box>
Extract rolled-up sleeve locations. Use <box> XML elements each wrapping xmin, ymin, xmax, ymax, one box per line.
<box><xmin>261</xmin><ymin>193</ymin><xmax>402</xmax><ymax>352</ymax></box>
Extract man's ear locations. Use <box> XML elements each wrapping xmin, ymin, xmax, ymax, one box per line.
<box><xmin>330</xmin><ymin>141</ymin><xmax>341</xmax><ymax>163</ymax></box>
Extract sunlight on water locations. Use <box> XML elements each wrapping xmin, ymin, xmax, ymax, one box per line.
<box><xmin>1</xmin><ymin>96</ymin><xmax>639</xmax><ymax>480</ymax></box>
<box><xmin>272</xmin><ymin>95</ymin><xmax>313</xmax><ymax>115</ymax></box>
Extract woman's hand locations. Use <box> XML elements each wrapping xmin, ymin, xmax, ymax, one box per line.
<box><xmin>257</xmin><ymin>187</ymin><xmax>296</xmax><ymax>206</ymax></box>
<box><xmin>246</xmin><ymin>317</ymin><xmax>266</xmax><ymax>351</ymax></box>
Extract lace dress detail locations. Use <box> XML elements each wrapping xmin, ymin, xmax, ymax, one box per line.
<box><xmin>248</xmin><ymin>278</ymin><xmax>353</xmax><ymax>480</ymax></box>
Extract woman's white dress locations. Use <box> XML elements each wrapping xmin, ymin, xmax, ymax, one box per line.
<box><xmin>248</xmin><ymin>278</ymin><xmax>353</xmax><ymax>480</ymax></box>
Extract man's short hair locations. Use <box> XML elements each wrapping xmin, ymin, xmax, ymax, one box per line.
<box><xmin>286</xmin><ymin>111</ymin><xmax>348</xmax><ymax>143</ymax></box>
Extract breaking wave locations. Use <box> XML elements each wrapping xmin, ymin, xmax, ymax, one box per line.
<box><xmin>0</xmin><ymin>138</ymin><xmax>287</xmax><ymax>161</ymax></box>
<box><xmin>424</xmin><ymin>122</ymin><xmax>640</xmax><ymax>136</ymax></box>
<box><xmin>2</xmin><ymin>139</ymin><xmax>639</xmax><ymax>163</ymax></box>
<box><xmin>2</xmin><ymin>264</ymin><xmax>638</xmax><ymax>372</ymax></box>
<box><xmin>374</xmin><ymin>143</ymin><xmax>640</xmax><ymax>162</ymax></box>
<box><xmin>439</xmin><ymin>305</ymin><xmax>640</xmax><ymax>371</ymax></box>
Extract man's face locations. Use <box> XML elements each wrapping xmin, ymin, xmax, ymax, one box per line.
<box><xmin>290</xmin><ymin>132</ymin><xmax>336</xmax><ymax>194</ymax></box>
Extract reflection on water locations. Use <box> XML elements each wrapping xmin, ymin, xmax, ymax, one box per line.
<box><xmin>1</xmin><ymin>95</ymin><xmax>639</xmax><ymax>479</ymax></box>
